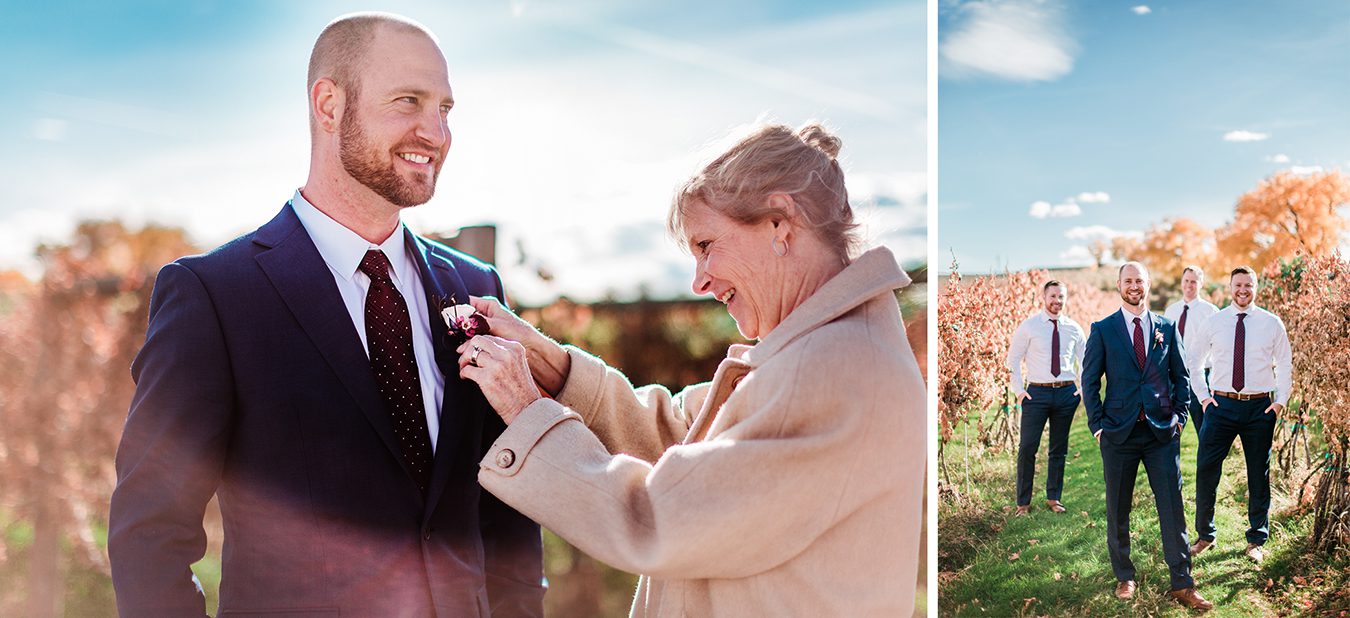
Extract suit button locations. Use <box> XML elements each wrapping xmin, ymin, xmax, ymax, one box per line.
<box><xmin>495</xmin><ymin>449</ymin><xmax>516</xmax><ymax>468</ymax></box>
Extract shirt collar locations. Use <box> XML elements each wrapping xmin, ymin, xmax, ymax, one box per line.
<box><xmin>290</xmin><ymin>189</ymin><xmax>411</xmax><ymax>284</ymax></box>
<box><xmin>1119</xmin><ymin>306</ymin><xmax>1152</xmax><ymax>327</ymax></box>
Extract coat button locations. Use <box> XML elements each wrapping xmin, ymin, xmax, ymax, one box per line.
<box><xmin>495</xmin><ymin>449</ymin><xmax>516</xmax><ymax>468</ymax></box>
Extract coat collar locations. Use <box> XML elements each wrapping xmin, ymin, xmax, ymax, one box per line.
<box><xmin>742</xmin><ymin>246</ymin><xmax>910</xmax><ymax>367</ymax></box>
<box><xmin>253</xmin><ymin>203</ymin><xmax>475</xmax><ymax>510</ymax></box>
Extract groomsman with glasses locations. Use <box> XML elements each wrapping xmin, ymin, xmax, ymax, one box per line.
<box><xmin>1163</xmin><ymin>266</ymin><xmax>1220</xmax><ymax>435</ymax></box>
<box><xmin>1007</xmin><ymin>280</ymin><xmax>1086</xmax><ymax>516</ymax></box>
<box><xmin>1186</xmin><ymin>266</ymin><xmax>1292</xmax><ymax>565</ymax></box>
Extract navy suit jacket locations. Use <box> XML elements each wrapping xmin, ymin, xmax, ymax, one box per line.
<box><xmin>109</xmin><ymin>204</ymin><xmax>544</xmax><ymax>617</ymax></box>
<box><xmin>1082</xmin><ymin>310</ymin><xmax>1191</xmax><ymax>445</ymax></box>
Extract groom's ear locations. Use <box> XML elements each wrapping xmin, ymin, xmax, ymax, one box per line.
<box><xmin>311</xmin><ymin>77</ymin><xmax>343</xmax><ymax>134</ymax></box>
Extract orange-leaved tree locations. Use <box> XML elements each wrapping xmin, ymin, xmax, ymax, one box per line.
<box><xmin>1216</xmin><ymin>170</ymin><xmax>1350</xmax><ymax>271</ymax></box>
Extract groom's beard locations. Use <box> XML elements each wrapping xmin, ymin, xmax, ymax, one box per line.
<box><xmin>340</xmin><ymin>104</ymin><xmax>440</xmax><ymax>208</ymax></box>
<box><xmin>1119</xmin><ymin>288</ymin><xmax>1145</xmax><ymax>308</ymax></box>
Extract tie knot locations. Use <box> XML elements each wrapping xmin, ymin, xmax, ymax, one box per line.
<box><xmin>1134</xmin><ymin>317</ymin><xmax>1141</xmax><ymax>325</ymax></box>
<box><xmin>359</xmin><ymin>250</ymin><xmax>393</xmax><ymax>283</ymax></box>
<box><xmin>1237</xmin><ymin>313</ymin><xmax>1247</xmax><ymax>321</ymax></box>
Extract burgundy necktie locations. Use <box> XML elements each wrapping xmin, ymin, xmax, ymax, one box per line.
<box><xmin>1050</xmin><ymin>318</ymin><xmax>1061</xmax><ymax>377</ymax></box>
<box><xmin>360</xmin><ymin>250</ymin><xmax>433</xmax><ymax>494</ymax></box>
<box><xmin>1233</xmin><ymin>313</ymin><xmax>1247</xmax><ymax>393</ymax></box>
<box><xmin>1179</xmin><ymin>304</ymin><xmax>1189</xmax><ymax>338</ymax></box>
<box><xmin>1132</xmin><ymin>317</ymin><xmax>1146</xmax><ymax>369</ymax></box>
<box><xmin>1134</xmin><ymin>317</ymin><xmax>1147</xmax><ymax>422</ymax></box>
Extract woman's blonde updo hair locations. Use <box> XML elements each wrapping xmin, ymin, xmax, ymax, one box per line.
<box><xmin>668</xmin><ymin>121</ymin><xmax>860</xmax><ymax>262</ymax></box>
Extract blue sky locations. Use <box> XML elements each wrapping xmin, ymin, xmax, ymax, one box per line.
<box><xmin>0</xmin><ymin>0</ymin><xmax>926</xmax><ymax>304</ymax></box>
<box><xmin>938</xmin><ymin>0</ymin><xmax>1350</xmax><ymax>274</ymax></box>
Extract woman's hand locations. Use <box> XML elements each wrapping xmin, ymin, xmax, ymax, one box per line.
<box><xmin>469</xmin><ymin>296</ymin><xmax>571</xmax><ymax>395</ymax></box>
<box><xmin>457</xmin><ymin>335</ymin><xmax>542</xmax><ymax>425</ymax></box>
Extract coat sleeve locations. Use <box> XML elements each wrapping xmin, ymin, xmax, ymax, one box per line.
<box><xmin>109</xmin><ymin>262</ymin><xmax>233</xmax><ymax>616</ymax></box>
<box><xmin>1083</xmin><ymin>323</ymin><xmax>1106</xmax><ymax>436</ymax></box>
<box><xmin>553</xmin><ymin>345</ymin><xmax>704</xmax><ymax>463</ymax></box>
<box><xmin>1167</xmin><ymin>321</ymin><xmax>1191</xmax><ymax>428</ymax></box>
<box><xmin>478</xmin><ymin>274</ymin><xmax>546</xmax><ymax>617</ymax></box>
<box><xmin>477</xmin><ymin>333</ymin><xmax>918</xmax><ymax>580</ymax></box>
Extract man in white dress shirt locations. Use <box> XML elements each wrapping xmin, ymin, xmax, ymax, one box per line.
<box><xmin>1186</xmin><ymin>266</ymin><xmax>1292</xmax><ymax>565</ymax></box>
<box><xmin>1007</xmin><ymin>280</ymin><xmax>1086</xmax><ymax>515</ymax></box>
<box><xmin>1163</xmin><ymin>266</ymin><xmax>1220</xmax><ymax>434</ymax></box>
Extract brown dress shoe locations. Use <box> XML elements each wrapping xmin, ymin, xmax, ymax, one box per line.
<box><xmin>1169</xmin><ymin>587</ymin><xmax>1214</xmax><ymax>611</ymax></box>
<box><xmin>1115</xmin><ymin>580</ymin><xmax>1136</xmax><ymax>600</ymax></box>
<box><xmin>1015</xmin><ymin>504</ymin><xmax>1030</xmax><ymax>516</ymax></box>
<box><xmin>1189</xmin><ymin>538</ymin><xmax>1216</xmax><ymax>556</ymax></box>
<box><xmin>1245</xmin><ymin>543</ymin><xmax>1264</xmax><ymax>564</ymax></box>
<box><xmin>1046</xmin><ymin>499</ymin><xmax>1067</xmax><ymax>513</ymax></box>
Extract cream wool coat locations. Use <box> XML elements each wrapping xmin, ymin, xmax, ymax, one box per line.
<box><xmin>478</xmin><ymin>247</ymin><xmax>925</xmax><ymax>616</ymax></box>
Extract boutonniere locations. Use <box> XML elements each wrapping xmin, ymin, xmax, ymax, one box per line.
<box><xmin>436</xmin><ymin>294</ymin><xmax>490</xmax><ymax>345</ymax></box>
<box><xmin>1153</xmin><ymin>329</ymin><xmax>1164</xmax><ymax>349</ymax></box>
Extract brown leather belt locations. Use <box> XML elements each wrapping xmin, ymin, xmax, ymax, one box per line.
<box><xmin>1029</xmin><ymin>380</ymin><xmax>1075</xmax><ymax>388</ymax></box>
<box><xmin>1214</xmin><ymin>390</ymin><xmax>1271</xmax><ymax>401</ymax></box>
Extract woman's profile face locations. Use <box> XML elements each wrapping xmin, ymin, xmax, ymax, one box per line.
<box><xmin>681</xmin><ymin>200</ymin><xmax>781</xmax><ymax>340</ymax></box>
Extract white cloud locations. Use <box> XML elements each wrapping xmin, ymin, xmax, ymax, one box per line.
<box><xmin>1076</xmin><ymin>191</ymin><xmax>1110</xmax><ymax>204</ymax></box>
<box><xmin>1066</xmin><ymin>225</ymin><xmax>1120</xmax><ymax>241</ymax></box>
<box><xmin>1059</xmin><ymin>245</ymin><xmax>1094</xmax><ymax>266</ymax></box>
<box><xmin>1223</xmin><ymin>130</ymin><xmax>1270</xmax><ymax>142</ymax></box>
<box><xmin>1290</xmin><ymin>165</ymin><xmax>1325</xmax><ymax>175</ymax></box>
<box><xmin>1029</xmin><ymin>200</ymin><xmax>1081</xmax><ymax>218</ymax></box>
<box><xmin>1266</xmin><ymin>153</ymin><xmax>1290</xmax><ymax>163</ymax></box>
<box><xmin>1131</xmin><ymin>6</ymin><xmax>1152</xmax><ymax>15</ymax></box>
<box><xmin>940</xmin><ymin>0</ymin><xmax>1076</xmax><ymax>82</ymax></box>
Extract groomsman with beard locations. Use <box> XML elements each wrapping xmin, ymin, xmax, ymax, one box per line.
<box><xmin>1007</xmin><ymin>280</ymin><xmax>1086</xmax><ymax>516</ymax></box>
<box><xmin>1082</xmin><ymin>262</ymin><xmax>1211</xmax><ymax>610</ymax></box>
<box><xmin>1186</xmin><ymin>267</ymin><xmax>1292</xmax><ymax>565</ymax></box>
<box><xmin>1163</xmin><ymin>266</ymin><xmax>1220</xmax><ymax>435</ymax></box>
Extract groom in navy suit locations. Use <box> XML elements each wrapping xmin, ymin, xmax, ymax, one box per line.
<box><xmin>1083</xmin><ymin>262</ymin><xmax>1211</xmax><ymax>611</ymax></box>
<box><xmin>109</xmin><ymin>14</ymin><xmax>544</xmax><ymax>616</ymax></box>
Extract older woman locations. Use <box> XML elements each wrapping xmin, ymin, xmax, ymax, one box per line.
<box><xmin>457</xmin><ymin>122</ymin><xmax>924</xmax><ymax>616</ymax></box>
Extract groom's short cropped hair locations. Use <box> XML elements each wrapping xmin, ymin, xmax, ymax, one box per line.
<box><xmin>306</xmin><ymin>13</ymin><xmax>437</xmax><ymax>130</ymax></box>
<box><xmin>1118</xmin><ymin>261</ymin><xmax>1150</xmax><ymax>281</ymax></box>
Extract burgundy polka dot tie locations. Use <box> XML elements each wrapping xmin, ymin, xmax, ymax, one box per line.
<box><xmin>1050</xmin><ymin>318</ymin><xmax>1061</xmax><ymax>377</ymax></box>
<box><xmin>1132</xmin><ymin>317</ymin><xmax>1146</xmax><ymax>369</ymax></box>
<box><xmin>1233</xmin><ymin>313</ymin><xmax>1247</xmax><ymax>393</ymax></box>
<box><xmin>359</xmin><ymin>250</ymin><xmax>433</xmax><ymax>494</ymax></box>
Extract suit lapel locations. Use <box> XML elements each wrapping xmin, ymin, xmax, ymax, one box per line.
<box><xmin>1109</xmin><ymin>311</ymin><xmax>1143</xmax><ymax>373</ymax></box>
<box><xmin>252</xmin><ymin>205</ymin><xmax>417</xmax><ymax>486</ymax></box>
<box><xmin>405</xmin><ymin>231</ymin><xmax>475</xmax><ymax>515</ymax></box>
<box><xmin>1145</xmin><ymin>312</ymin><xmax>1167</xmax><ymax>368</ymax></box>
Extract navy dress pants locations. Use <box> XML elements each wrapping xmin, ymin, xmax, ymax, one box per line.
<box><xmin>1016</xmin><ymin>384</ymin><xmax>1079</xmax><ymax>506</ymax></box>
<box><xmin>1100</xmin><ymin>420</ymin><xmax>1193</xmax><ymax>591</ymax></box>
<box><xmin>1194</xmin><ymin>395</ymin><xmax>1275</xmax><ymax>545</ymax></box>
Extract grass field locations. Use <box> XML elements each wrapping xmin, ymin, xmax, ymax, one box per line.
<box><xmin>938</xmin><ymin>404</ymin><xmax>1350</xmax><ymax>617</ymax></box>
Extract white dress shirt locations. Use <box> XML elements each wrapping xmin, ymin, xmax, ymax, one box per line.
<box><xmin>1119</xmin><ymin>306</ymin><xmax>1156</xmax><ymax>347</ymax></box>
<box><xmin>1186</xmin><ymin>304</ymin><xmax>1293</xmax><ymax>406</ymax></box>
<box><xmin>1007</xmin><ymin>310</ymin><xmax>1086</xmax><ymax>397</ymax></box>
<box><xmin>291</xmin><ymin>190</ymin><xmax>446</xmax><ymax>451</ymax></box>
<box><xmin>1163</xmin><ymin>297</ymin><xmax>1220</xmax><ymax>370</ymax></box>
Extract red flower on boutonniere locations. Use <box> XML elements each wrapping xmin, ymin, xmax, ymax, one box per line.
<box><xmin>1153</xmin><ymin>329</ymin><xmax>1164</xmax><ymax>349</ymax></box>
<box><xmin>437</xmin><ymin>295</ymin><xmax>490</xmax><ymax>345</ymax></box>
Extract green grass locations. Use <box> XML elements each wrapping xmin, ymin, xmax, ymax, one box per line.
<box><xmin>938</xmin><ymin>404</ymin><xmax>1332</xmax><ymax>617</ymax></box>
